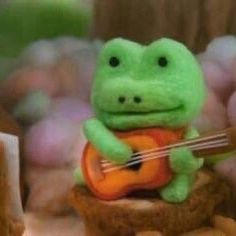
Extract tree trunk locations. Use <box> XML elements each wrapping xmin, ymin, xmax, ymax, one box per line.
<box><xmin>92</xmin><ymin>0</ymin><xmax>236</xmax><ymax>52</ymax></box>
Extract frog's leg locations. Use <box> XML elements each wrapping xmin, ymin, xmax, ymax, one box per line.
<box><xmin>160</xmin><ymin>173</ymin><xmax>195</xmax><ymax>203</ymax></box>
<box><xmin>159</xmin><ymin>127</ymin><xmax>204</xmax><ymax>203</ymax></box>
<box><xmin>74</xmin><ymin>166</ymin><xmax>86</xmax><ymax>185</ymax></box>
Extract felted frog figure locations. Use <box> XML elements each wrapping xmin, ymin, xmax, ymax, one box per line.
<box><xmin>75</xmin><ymin>38</ymin><xmax>206</xmax><ymax>203</ymax></box>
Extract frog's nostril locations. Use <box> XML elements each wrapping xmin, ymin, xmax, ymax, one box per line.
<box><xmin>118</xmin><ymin>96</ymin><xmax>126</xmax><ymax>104</ymax></box>
<box><xmin>134</xmin><ymin>96</ymin><xmax>142</xmax><ymax>104</ymax></box>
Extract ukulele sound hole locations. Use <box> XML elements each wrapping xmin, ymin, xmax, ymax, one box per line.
<box><xmin>126</xmin><ymin>150</ymin><xmax>142</xmax><ymax>171</ymax></box>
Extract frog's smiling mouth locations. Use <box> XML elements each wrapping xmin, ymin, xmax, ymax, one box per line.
<box><xmin>101</xmin><ymin>104</ymin><xmax>184</xmax><ymax>116</ymax></box>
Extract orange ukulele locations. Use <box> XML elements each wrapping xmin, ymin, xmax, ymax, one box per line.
<box><xmin>82</xmin><ymin>127</ymin><xmax>236</xmax><ymax>200</ymax></box>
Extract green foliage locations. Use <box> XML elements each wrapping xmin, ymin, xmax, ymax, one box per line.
<box><xmin>0</xmin><ymin>0</ymin><xmax>91</xmax><ymax>57</ymax></box>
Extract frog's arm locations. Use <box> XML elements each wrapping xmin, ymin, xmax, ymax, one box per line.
<box><xmin>185</xmin><ymin>128</ymin><xmax>233</xmax><ymax>166</ymax></box>
<box><xmin>74</xmin><ymin>118</ymin><xmax>132</xmax><ymax>185</ymax></box>
<box><xmin>83</xmin><ymin>118</ymin><xmax>132</xmax><ymax>164</ymax></box>
<box><xmin>185</xmin><ymin>126</ymin><xmax>204</xmax><ymax>169</ymax></box>
<box><xmin>169</xmin><ymin>126</ymin><xmax>204</xmax><ymax>174</ymax></box>
<box><xmin>185</xmin><ymin>126</ymin><xmax>199</xmax><ymax>139</ymax></box>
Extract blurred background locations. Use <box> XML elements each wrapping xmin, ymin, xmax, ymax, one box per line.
<box><xmin>0</xmin><ymin>0</ymin><xmax>93</xmax><ymax>79</ymax></box>
<box><xmin>0</xmin><ymin>0</ymin><xmax>92</xmax><ymax>57</ymax></box>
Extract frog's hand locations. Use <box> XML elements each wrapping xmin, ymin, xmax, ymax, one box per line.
<box><xmin>83</xmin><ymin>118</ymin><xmax>132</xmax><ymax>164</ymax></box>
<box><xmin>169</xmin><ymin>127</ymin><xmax>204</xmax><ymax>174</ymax></box>
<box><xmin>169</xmin><ymin>147</ymin><xmax>203</xmax><ymax>174</ymax></box>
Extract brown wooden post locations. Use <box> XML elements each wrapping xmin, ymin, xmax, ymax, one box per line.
<box><xmin>0</xmin><ymin>142</ymin><xmax>9</xmax><ymax>236</ymax></box>
<box><xmin>93</xmin><ymin>0</ymin><xmax>236</xmax><ymax>52</ymax></box>
<box><xmin>0</xmin><ymin>113</ymin><xmax>24</xmax><ymax>236</ymax></box>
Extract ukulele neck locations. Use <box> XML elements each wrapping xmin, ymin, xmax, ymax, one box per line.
<box><xmin>184</xmin><ymin>127</ymin><xmax>236</xmax><ymax>157</ymax></box>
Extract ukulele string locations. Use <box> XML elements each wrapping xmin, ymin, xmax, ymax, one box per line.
<box><xmin>102</xmin><ymin>139</ymin><xmax>229</xmax><ymax>173</ymax></box>
<box><xmin>103</xmin><ymin>142</ymin><xmax>228</xmax><ymax>173</ymax></box>
<box><xmin>102</xmin><ymin>138</ymin><xmax>228</xmax><ymax>171</ymax></box>
<box><xmin>103</xmin><ymin>141</ymin><xmax>228</xmax><ymax>173</ymax></box>
<box><xmin>101</xmin><ymin>132</ymin><xmax>227</xmax><ymax>164</ymax></box>
<box><xmin>101</xmin><ymin>135</ymin><xmax>228</xmax><ymax>168</ymax></box>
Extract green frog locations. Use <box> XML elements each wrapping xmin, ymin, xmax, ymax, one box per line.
<box><xmin>75</xmin><ymin>38</ymin><xmax>206</xmax><ymax>203</ymax></box>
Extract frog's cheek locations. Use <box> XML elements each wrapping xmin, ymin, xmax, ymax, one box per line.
<box><xmin>95</xmin><ymin>108</ymin><xmax>187</xmax><ymax>130</ymax></box>
<box><xmin>93</xmin><ymin>83</ymin><xmax>184</xmax><ymax>114</ymax></box>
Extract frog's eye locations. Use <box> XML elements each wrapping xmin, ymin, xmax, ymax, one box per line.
<box><xmin>157</xmin><ymin>56</ymin><xmax>168</xmax><ymax>67</ymax></box>
<box><xmin>109</xmin><ymin>56</ymin><xmax>120</xmax><ymax>67</ymax></box>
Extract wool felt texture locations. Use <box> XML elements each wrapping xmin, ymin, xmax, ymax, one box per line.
<box><xmin>91</xmin><ymin>38</ymin><xmax>206</xmax><ymax>130</ymax></box>
<box><xmin>159</xmin><ymin>127</ymin><xmax>203</xmax><ymax>203</ymax></box>
<box><xmin>83</xmin><ymin>118</ymin><xmax>132</xmax><ymax>163</ymax></box>
<box><xmin>78</xmin><ymin>38</ymin><xmax>206</xmax><ymax>203</ymax></box>
<box><xmin>71</xmin><ymin>171</ymin><xmax>232</xmax><ymax>236</ymax></box>
<box><xmin>82</xmin><ymin>127</ymin><xmax>189</xmax><ymax>200</ymax></box>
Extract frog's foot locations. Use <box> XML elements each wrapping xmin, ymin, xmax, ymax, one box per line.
<box><xmin>74</xmin><ymin>167</ymin><xmax>86</xmax><ymax>185</ymax></box>
<box><xmin>159</xmin><ymin>174</ymin><xmax>194</xmax><ymax>203</ymax></box>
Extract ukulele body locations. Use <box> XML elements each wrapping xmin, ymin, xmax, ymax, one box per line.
<box><xmin>82</xmin><ymin>128</ymin><xmax>185</xmax><ymax>200</ymax></box>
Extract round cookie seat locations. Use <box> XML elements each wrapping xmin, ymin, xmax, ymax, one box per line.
<box><xmin>69</xmin><ymin>170</ymin><xmax>232</xmax><ymax>236</ymax></box>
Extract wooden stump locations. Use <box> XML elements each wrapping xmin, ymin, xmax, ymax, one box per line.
<box><xmin>0</xmin><ymin>106</ymin><xmax>25</xmax><ymax>204</ymax></box>
<box><xmin>0</xmin><ymin>138</ymin><xmax>24</xmax><ymax>236</ymax></box>
<box><xmin>70</xmin><ymin>171</ymin><xmax>232</xmax><ymax>236</ymax></box>
<box><xmin>0</xmin><ymin>141</ymin><xmax>10</xmax><ymax>236</ymax></box>
<box><xmin>0</xmin><ymin>110</ymin><xmax>24</xmax><ymax>236</ymax></box>
<box><xmin>93</xmin><ymin>0</ymin><xmax>236</xmax><ymax>52</ymax></box>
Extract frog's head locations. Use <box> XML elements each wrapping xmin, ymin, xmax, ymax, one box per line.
<box><xmin>91</xmin><ymin>38</ymin><xmax>205</xmax><ymax>130</ymax></box>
